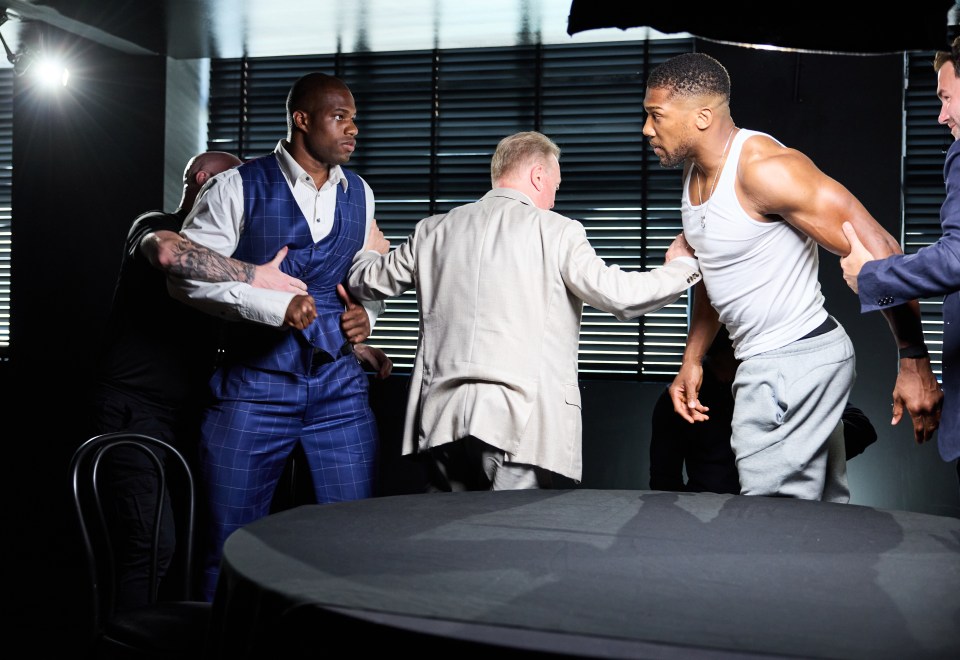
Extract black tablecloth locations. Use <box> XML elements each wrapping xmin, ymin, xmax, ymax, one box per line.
<box><xmin>207</xmin><ymin>489</ymin><xmax>960</xmax><ymax>659</ymax></box>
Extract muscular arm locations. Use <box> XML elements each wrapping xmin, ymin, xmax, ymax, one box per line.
<box><xmin>739</xmin><ymin>137</ymin><xmax>942</xmax><ymax>442</ymax></box>
<box><xmin>739</xmin><ymin>141</ymin><xmax>900</xmax><ymax>256</ymax></box>
<box><xmin>742</xmin><ymin>146</ymin><xmax>927</xmax><ymax>347</ymax></box>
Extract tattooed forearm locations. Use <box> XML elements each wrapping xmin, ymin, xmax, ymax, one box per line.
<box><xmin>165</xmin><ymin>237</ymin><xmax>256</xmax><ymax>283</ymax></box>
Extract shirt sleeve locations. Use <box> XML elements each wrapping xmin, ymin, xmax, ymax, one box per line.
<box><xmin>172</xmin><ymin>168</ymin><xmax>294</xmax><ymax>326</ymax></box>
<box><xmin>857</xmin><ymin>140</ymin><xmax>960</xmax><ymax>312</ymax></box>
<box><xmin>357</xmin><ymin>176</ymin><xmax>386</xmax><ymax>329</ymax></box>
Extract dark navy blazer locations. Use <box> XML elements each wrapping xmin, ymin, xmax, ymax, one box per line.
<box><xmin>857</xmin><ymin>139</ymin><xmax>960</xmax><ymax>462</ymax></box>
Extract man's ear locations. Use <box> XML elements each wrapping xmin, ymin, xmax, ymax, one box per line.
<box><xmin>695</xmin><ymin>105</ymin><xmax>714</xmax><ymax>131</ymax></box>
<box><xmin>195</xmin><ymin>170</ymin><xmax>210</xmax><ymax>187</ymax></box>
<box><xmin>292</xmin><ymin>109</ymin><xmax>309</xmax><ymax>132</ymax></box>
<box><xmin>530</xmin><ymin>163</ymin><xmax>544</xmax><ymax>191</ymax></box>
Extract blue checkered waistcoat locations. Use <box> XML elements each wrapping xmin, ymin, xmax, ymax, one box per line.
<box><xmin>220</xmin><ymin>154</ymin><xmax>366</xmax><ymax>373</ymax></box>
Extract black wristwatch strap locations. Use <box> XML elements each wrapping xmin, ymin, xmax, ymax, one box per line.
<box><xmin>898</xmin><ymin>345</ymin><xmax>930</xmax><ymax>359</ymax></box>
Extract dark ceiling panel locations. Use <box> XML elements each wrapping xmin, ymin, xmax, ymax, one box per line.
<box><xmin>4</xmin><ymin>1</ymin><xmax>957</xmax><ymax>60</ymax></box>
<box><xmin>567</xmin><ymin>1</ymin><xmax>958</xmax><ymax>54</ymax></box>
<box><xmin>34</xmin><ymin>0</ymin><xmax>166</xmax><ymax>52</ymax></box>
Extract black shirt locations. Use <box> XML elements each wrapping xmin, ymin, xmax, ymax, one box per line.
<box><xmin>93</xmin><ymin>209</ymin><xmax>221</xmax><ymax>409</ymax></box>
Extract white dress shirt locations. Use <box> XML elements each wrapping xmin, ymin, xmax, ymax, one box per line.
<box><xmin>172</xmin><ymin>140</ymin><xmax>383</xmax><ymax>328</ymax></box>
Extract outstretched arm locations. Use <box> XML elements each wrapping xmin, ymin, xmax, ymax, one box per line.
<box><xmin>558</xmin><ymin>223</ymin><xmax>701</xmax><ymax>322</ymax></box>
<box><xmin>141</xmin><ymin>229</ymin><xmax>307</xmax><ymax>293</ymax></box>
<box><xmin>168</xmin><ymin>168</ymin><xmax>301</xmax><ymax>327</ymax></box>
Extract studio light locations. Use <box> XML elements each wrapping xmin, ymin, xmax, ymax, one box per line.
<box><xmin>0</xmin><ymin>10</ymin><xmax>69</xmax><ymax>86</ymax></box>
<box><xmin>35</xmin><ymin>56</ymin><xmax>69</xmax><ymax>87</ymax></box>
<box><xmin>0</xmin><ymin>11</ymin><xmax>25</xmax><ymax>73</ymax></box>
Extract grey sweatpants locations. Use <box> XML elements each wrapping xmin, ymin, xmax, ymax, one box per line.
<box><xmin>731</xmin><ymin>319</ymin><xmax>855</xmax><ymax>502</ymax></box>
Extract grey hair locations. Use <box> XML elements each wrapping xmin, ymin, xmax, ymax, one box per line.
<box><xmin>490</xmin><ymin>131</ymin><xmax>560</xmax><ymax>187</ymax></box>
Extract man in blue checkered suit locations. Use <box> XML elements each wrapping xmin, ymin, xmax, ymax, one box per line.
<box><xmin>170</xmin><ymin>72</ymin><xmax>386</xmax><ymax>601</ymax></box>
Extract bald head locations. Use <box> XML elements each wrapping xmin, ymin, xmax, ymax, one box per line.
<box><xmin>181</xmin><ymin>150</ymin><xmax>242</xmax><ymax>211</ymax></box>
<box><xmin>286</xmin><ymin>72</ymin><xmax>351</xmax><ymax>137</ymax></box>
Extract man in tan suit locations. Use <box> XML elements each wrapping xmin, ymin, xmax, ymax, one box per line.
<box><xmin>348</xmin><ymin>131</ymin><xmax>701</xmax><ymax>491</ymax></box>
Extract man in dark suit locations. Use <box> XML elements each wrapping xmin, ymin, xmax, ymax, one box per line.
<box><xmin>840</xmin><ymin>37</ymin><xmax>960</xmax><ymax>493</ymax></box>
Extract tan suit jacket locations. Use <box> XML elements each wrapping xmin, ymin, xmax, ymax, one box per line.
<box><xmin>347</xmin><ymin>188</ymin><xmax>701</xmax><ymax>481</ymax></box>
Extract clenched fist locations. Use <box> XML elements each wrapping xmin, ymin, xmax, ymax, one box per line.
<box><xmin>284</xmin><ymin>294</ymin><xmax>317</xmax><ymax>330</ymax></box>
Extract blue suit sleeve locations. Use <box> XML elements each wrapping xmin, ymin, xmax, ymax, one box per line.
<box><xmin>858</xmin><ymin>139</ymin><xmax>960</xmax><ymax>312</ymax></box>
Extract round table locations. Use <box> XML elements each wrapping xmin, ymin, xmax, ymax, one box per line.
<box><xmin>206</xmin><ymin>489</ymin><xmax>960</xmax><ymax>659</ymax></box>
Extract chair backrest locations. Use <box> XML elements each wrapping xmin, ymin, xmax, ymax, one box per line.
<box><xmin>69</xmin><ymin>432</ymin><xmax>199</xmax><ymax>638</ymax></box>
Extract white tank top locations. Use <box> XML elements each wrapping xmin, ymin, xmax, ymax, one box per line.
<box><xmin>681</xmin><ymin>129</ymin><xmax>827</xmax><ymax>359</ymax></box>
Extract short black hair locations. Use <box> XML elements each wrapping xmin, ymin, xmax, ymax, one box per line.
<box><xmin>285</xmin><ymin>72</ymin><xmax>348</xmax><ymax>133</ymax></box>
<box><xmin>646</xmin><ymin>52</ymin><xmax>731</xmax><ymax>102</ymax></box>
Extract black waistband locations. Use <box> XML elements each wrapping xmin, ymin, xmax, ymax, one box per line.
<box><xmin>311</xmin><ymin>341</ymin><xmax>353</xmax><ymax>368</ymax></box>
<box><xmin>798</xmin><ymin>316</ymin><xmax>837</xmax><ymax>341</ymax></box>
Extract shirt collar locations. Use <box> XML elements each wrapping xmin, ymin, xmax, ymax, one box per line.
<box><xmin>482</xmin><ymin>187</ymin><xmax>535</xmax><ymax>207</ymax></box>
<box><xmin>274</xmin><ymin>140</ymin><xmax>348</xmax><ymax>192</ymax></box>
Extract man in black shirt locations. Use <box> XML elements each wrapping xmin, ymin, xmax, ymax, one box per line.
<box><xmin>89</xmin><ymin>151</ymin><xmax>261</xmax><ymax>608</ymax></box>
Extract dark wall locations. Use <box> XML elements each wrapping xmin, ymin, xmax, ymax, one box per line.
<box><xmin>6</xmin><ymin>26</ymin><xmax>166</xmax><ymax>429</ymax></box>
<box><xmin>4</xmin><ymin>26</ymin><xmax>167</xmax><ymax>654</ymax></box>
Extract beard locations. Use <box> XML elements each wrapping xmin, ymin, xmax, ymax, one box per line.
<box><xmin>653</xmin><ymin>131</ymin><xmax>695</xmax><ymax>169</ymax></box>
<box><xmin>658</xmin><ymin>151</ymin><xmax>685</xmax><ymax>169</ymax></box>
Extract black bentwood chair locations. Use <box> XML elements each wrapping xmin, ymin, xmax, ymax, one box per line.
<box><xmin>69</xmin><ymin>432</ymin><xmax>211</xmax><ymax>659</ymax></box>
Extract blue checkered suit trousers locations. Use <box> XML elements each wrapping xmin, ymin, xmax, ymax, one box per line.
<box><xmin>199</xmin><ymin>353</ymin><xmax>377</xmax><ymax>600</ymax></box>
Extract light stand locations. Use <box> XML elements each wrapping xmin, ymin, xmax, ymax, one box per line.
<box><xmin>0</xmin><ymin>10</ymin><xmax>32</xmax><ymax>76</ymax></box>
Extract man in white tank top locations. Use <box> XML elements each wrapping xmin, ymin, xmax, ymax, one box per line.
<box><xmin>642</xmin><ymin>52</ymin><xmax>942</xmax><ymax>502</ymax></box>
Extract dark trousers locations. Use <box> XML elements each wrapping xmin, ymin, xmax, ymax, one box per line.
<box><xmin>89</xmin><ymin>386</ymin><xmax>202</xmax><ymax>610</ymax></box>
<box><xmin>423</xmin><ymin>435</ymin><xmax>554</xmax><ymax>492</ymax></box>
